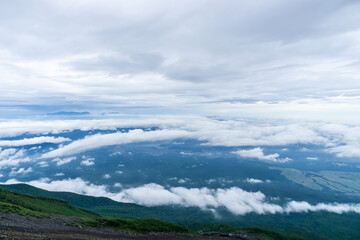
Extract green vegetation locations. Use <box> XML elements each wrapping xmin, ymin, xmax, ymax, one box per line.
<box><xmin>188</xmin><ymin>222</ymin><xmax>240</xmax><ymax>234</ymax></box>
<box><xmin>0</xmin><ymin>188</ymin><xmax>98</xmax><ymax>217</ymax></box>
<box><xmin>228</xmin><ymin>211</ymin><xmax>360</xmax><ymax>240</ymax></box>
<box><xmin>81</xmin><ymin>218</ymin><xmax>189</xmax><ymax>234</ymax></box>
<box><xmin>0</xmin><ymin>183</ymin><xmax>119</xmax><ymax>209</ymax></box>
<box><xmin>0</xmin><ymin>202</ymin><xmax>46</xmax><ymax>218</ymax></box>
<box><xmin>0</xmin><ymin>187</ymin><xmax>191</xmax><ymax>234</ymax></box>
<box><xmin>243</xmin><ymin>227</ymin><xmax>306</xmax><ymax>240</ymax></box>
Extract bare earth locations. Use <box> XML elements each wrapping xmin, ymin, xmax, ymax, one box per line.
<box><xmin>0</xmin><ymin>213</ymin><xmax>264</xmax><ymax>240</ymax></box>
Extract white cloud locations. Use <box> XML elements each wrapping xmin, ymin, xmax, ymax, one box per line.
<box><xmin>110</xmin><ymin>151</ymin><xmax>122</xmax><ymax>156</ymax></box>
<box><xmin>41</xmin><ymin>129</ymin><xmax>192</xmax><ymax>158</ymax></box>
<box><xmin>233</xmin><ymin>148</ymin><xmax>290</xmax><ymax>163</ymax></box>
<box><xmin>0</xmin><ymin>148</ymin><xmax>31</xmax><ymax>169</ymax></box>
<box><xmin>80</xmin><ymin>157</ymin><xmax>95</xmax><ymax>166</ymax></box>
<box><xmin>328</xmin><ymin>145</ymin><xmax>360</xmax><ymax>158</ymax></box>
<box><xmin>1</xmin><ymin>1</ymin><xmax>360</xmax><ymax>121</ymax></box>
<box><xmin>0</xmin><ymin>118</ymin><xmax>183</xmax><ymax>138</ymax></box>
<box><xmin>29</xmin><ymin>146</ymin><xmax>42</xmax><ymax>151</ymax></box>
<box><xmin>306</xmin><ymin>157</ymin><xmax>319</xmax><ymax>160</ymax></box>
<box><xmin>333</xmin><ymin>163</ymin><xmax>347</xmax><ymax>167</ymax></box>
<box><xmin>54</xmin><ymin>173</ymin><xmax>64</xmax><ymax>176</ymax></box>
<box><xmin>178</xmin><ymin>178</ymin><xmax>190</xmax><ymax>184</ymax></box>
<box><xmin>2</xmin><ymin>117</ymin><xmax>360</xmax><ymax>161</ymax></box>
<box><xmin>118</xmin><ymin>183</ymin><xmax>183</xmax><ymax>206</ymax></box>
<box><xmin>52</xmin><ymin>157</ymin><xmax>76</xmax><ymax>166</ymax></box>
<box><xmin>0</xmin><ymin>136</ymin><xmax>70</xmax><ymax>147</ymax></box>
<box><xmin>215</xmin><ymin>187</ymin><xmax>282</xmax><ymax>215</ymax></box>
<box><xmin>4</xmin><ymin>178</ymin><xmax>109</xmax><ymax>197</ymax></box>
<box><xmin>234</xmin><ymin>148</ymin><xmax>279</xmax><ymax>161</ymax></box>
<box><xmin>4</xmin><ymin>178</ymin><xmax>360</xmax><ymax>216</ymax></box>
<box><xmin>103</xmin><ymin>174</ymin><xmax>111</xmax><ymax>179</ymax></box>
<box><xmin>0</xmin><ymin>148</ymin><xmax>18</xmax><ymax>159</ymax></box>
<box><xmin>246</xmin><ymin>178</ymin><xmax>264</xmax><ymax>184</ymax></box>
<box><xmin>9</xmin><ymin>167</ymin><xmax>32</xmax><ymax>177</ymax></box>
<box><xmin>37</xmin><ymin>161</ymin><xmax>49</xmax><ymax>168</ymax></box>
<box><xmin>285</xmin><ymin>201</ymin><xmax>360</xmax><ymax>214</ymax></box>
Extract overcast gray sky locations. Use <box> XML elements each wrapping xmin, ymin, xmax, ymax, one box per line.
<box><xmin>1</xmin><ymin>0</ymin><xmax>360</xmax><ymax>121</ymax></box>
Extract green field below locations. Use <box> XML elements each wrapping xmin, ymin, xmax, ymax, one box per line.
<box><xmin>271</xmin><ymin>167</ymin><xmax>360</xmax><ymax>193</ymax></box>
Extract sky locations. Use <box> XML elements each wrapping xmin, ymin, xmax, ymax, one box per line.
<box><xmin>1</xmin><ymin>0</ymin><xmax>360</xmax><ymax>121</ymax></box>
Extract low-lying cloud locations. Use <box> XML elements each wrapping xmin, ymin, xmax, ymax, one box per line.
<box><xmin>4</xmin><ymin>178</ymin><xmax>360</xmax><ymax>216</ymax></box>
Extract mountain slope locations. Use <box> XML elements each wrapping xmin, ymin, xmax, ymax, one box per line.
<box><xmin>0</xmin><ymin>183</ymin><xmax>213</xmax><ymax>224</ymax></box>
<box><xmin>0</xmin><ymin>186</ymin><xmax>304</xmax><ymax>240</ymax></box>
<box><xmin>0</xmin><ymin>187</ymin><xmax>98</xmax><ymax>217</ymax></box>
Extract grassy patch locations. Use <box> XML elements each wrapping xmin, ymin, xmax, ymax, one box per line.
<box><xmin>242</xmin><ymin>227</ymin><xmax>306</xmax><ymax>240</ymax></box>
<box><xmin>0</xmin><ymin>188</ymin><xmax>97</xmax><ymax>217</ymax></box>
<box><xmin>0</xmin><ymin>202</ymin><xmax>47</xmax><ymax>218</ymax></box>
<box><xmin>188</xmin><ymin>222</ymin><xmax>240</xmax><ymax>234</ymax></box>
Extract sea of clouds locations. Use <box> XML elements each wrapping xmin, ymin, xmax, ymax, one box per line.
<box><xmin>0</xmin><ymin>116</ymin><xmax>360</xmax><ymax>216</ymax></box>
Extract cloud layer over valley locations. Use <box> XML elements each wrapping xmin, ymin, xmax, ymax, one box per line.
<box><xmin>4</xmin><ymin>177</ymin><xmax>360</xmax><ymax>216</ymax></box>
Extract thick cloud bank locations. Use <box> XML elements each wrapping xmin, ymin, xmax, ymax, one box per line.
<box><xmin>4</xmin><ymin>178</ymin><xmax>360</xmax><ymax>216</ymax></box>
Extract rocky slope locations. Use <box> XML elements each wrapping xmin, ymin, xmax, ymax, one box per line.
<box><xmin>0</xmin><ymin>212</ymin><xmax>265</xmax><ymax>240</ymax></box>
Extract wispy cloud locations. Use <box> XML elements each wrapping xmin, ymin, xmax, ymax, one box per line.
<box><xmin>41</xmin><ymin>129</ymin><xmax>192</xmax><ymax>158</ymax></box>
<box><xmin>0</xmin><ymin>136</ymin><xmax>70</xmax><ymax>147</ymax></box>
<box><xmin>0</xmin><ymin>148</ymin><xmax>31</xmax><ymax>169</ymax></box>
<box><xmin>80</xmin><ymin>157</ymin><xmax>95</xmax><ymax>166</ymax></box>
<box><xmin>52</xmin><ymin>157</ymin><xmax>77</xmax><ymax>166</ymax></box>
<box><xmin>9</xmin><ymin>167</ymin><xmax>33</xmax><ymax>177</ymax></box>
<box><xmin>246</xmin><ymin>178</ymin><xmax>269</xmax><ymax>184</ymax></box>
